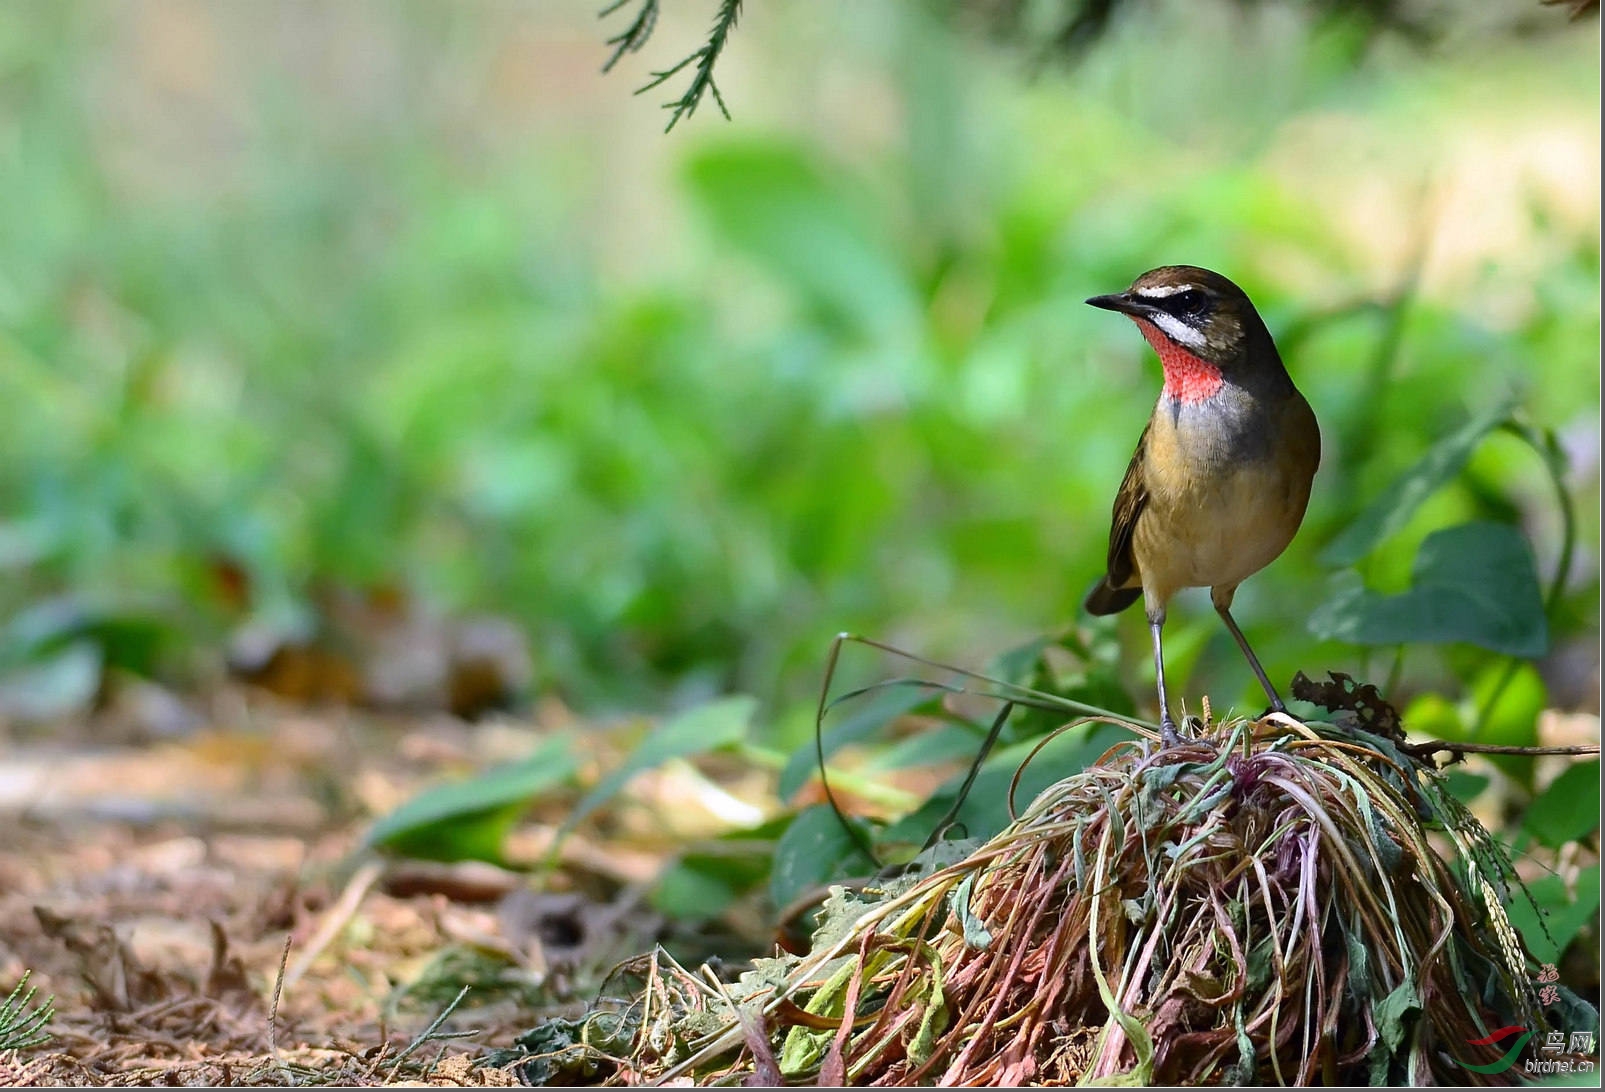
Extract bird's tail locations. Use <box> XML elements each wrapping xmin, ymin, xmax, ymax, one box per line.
<box><xmin>1083</xmin><ymin>576</ymin><xmax>1142</xmax><ymax>616</ymax></box>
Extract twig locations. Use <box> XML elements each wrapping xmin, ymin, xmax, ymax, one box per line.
<box><xmin>920</xmin><ymin>700</ymin><xmax>1015</xmax><ymax>852</ymax></box>
<box><xmin>602</xmin><ymin>0</ymin><xmax>743</xmax><ymax>131</ymax></box>
<box><xmin>599</xmin><ymin>0</ymin><xmax>659</xmax><ymax>73</ymax></box>
<box><xmin>384</xmin><ymin>985</ymin><xmax>475</xmax><ymax>1083</ymax></box>
<box><xmin>813</xmin><ymin>632</ymin><xmax>1163</xmax><ymax>867</ymax></box>
<box><xmin>267</xmin><ymin>934</ymin><xmax>294</xmax><ymax>1086</ymax></box>
<box><xmin>283</xmin><ymin>860</ymin><xmax>383</xmax><ymax>993</ymax></box>
<box><xmin>639</xmin><ymin>0</ymin><xmax>742</xmax><ymax>131</ymax></box>
<box><xmin>1401</xmin><ymin>739</ymin><xmax>1600</xmax><ymax>764</ymax></box>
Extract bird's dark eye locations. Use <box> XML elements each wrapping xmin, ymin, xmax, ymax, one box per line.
<box><xmin>1169</xmin><ymin>290</ymin><xmax>1208</xmax><ymax>317</ymax></box>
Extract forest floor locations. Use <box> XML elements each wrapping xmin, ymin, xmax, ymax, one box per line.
<box><xmin>0</xmin><ymin>690</ymin><xmax>745</xmax><ymax>1086</ymax></box>
<box><xmin>1</xmin><ymin>676</ymin><xmax>1598</xmax><ymax>1086</ymax></box>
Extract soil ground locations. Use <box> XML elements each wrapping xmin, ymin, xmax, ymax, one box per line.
<box><xmin>0</xmin><ymin>692</ymin><xmax>723</xmax><ymax>1086</ymax></box>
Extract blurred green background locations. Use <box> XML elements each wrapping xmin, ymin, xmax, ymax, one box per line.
<box><xmin>0</xmin><ymin>0</ymin><xmax>1596</xmax><ymax>725</ymax></box>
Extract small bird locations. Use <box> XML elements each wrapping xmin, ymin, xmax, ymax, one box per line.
<box><xmin>1083</xmin><ymin>266</ymin><xmax>1320</xmax><ymax>745</ymax></box>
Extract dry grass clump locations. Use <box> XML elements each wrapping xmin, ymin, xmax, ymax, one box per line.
<box><xmin>574</xmin><ymin>715</ymin><xmax>1558</xmax><ymax>1086</ymax></box>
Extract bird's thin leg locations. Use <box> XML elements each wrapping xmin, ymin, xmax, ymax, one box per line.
<box><xmin>1147</xmin><ymin>608</ymin><xmax>1180</xmax><ymax>747</ymax></box>
<box><xmin>1215</xmin><ymin>602</ymin><xmax>1286</xmax><ymax>714</ymax></box>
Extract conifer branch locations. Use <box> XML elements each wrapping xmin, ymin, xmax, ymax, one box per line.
<box><xmin>599</xmin><ymin>0</ymin><xmax>659</xmax><ymax>74</ymax></box>
<box><xmin>0</xmin><ymin>971</ymin><xmax>53</xmax><ymax>1052</ymax></box>
<box><xmin>600</xmin><ymin>0</ymin><xmax>743</xmax><ymax>131</ymax></box>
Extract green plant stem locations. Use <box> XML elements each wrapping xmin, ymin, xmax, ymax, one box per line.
<box><xmin>600</xmin><ymin>0</ymin><xmax>659</xmax><ymax>72</ymax></box>
<box><xmin>1504</xmin><ymin>420</ymin><xmax>1579</xmax><ymax>617</ymax></box>
<box><xmin>1470</xmin><ymin>657</ymin><xmax>1523</xmax><ymax>741</ymax></box>
<box><xmin>1382</xmin><ymin>645</ymin><xmax>1406</xmax><ymax>697</ymax></box>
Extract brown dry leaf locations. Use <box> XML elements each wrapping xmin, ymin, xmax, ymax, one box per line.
<box><xmin>33</xmin><ymin>906</ymin><xmax>176</xmax><ymax>1012</ymax></box>
<box><xmin>204</xmin><ymin>920</ymin><xmax>259</xmax><ymax>1011</ymax></box>
<box><xmin>382</xmin><ymin>860</ymin><xmax>524</xmax><ymax>905</ymax></box>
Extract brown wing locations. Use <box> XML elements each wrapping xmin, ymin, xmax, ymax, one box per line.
<box><xmin>1083</xmin><ymin>423</ymin><xmax>1149</xmax><ymax>616</ymax></box>
<box><xmin>1104</xmin><ymin>421</ymin><xmax>1150</xmax><ymax>589</ymax></box>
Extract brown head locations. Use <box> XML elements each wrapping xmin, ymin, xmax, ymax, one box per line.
<box><xmin>1086</xmin><ymin>266</ymin><xmax>1289</xmax><ymax>399</ymax></box>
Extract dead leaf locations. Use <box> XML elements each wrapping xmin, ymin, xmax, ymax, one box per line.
<box><xmin>34</xmin><ymin>906</ymin><xmax>173</xmax><ymax>1011</ymax></box>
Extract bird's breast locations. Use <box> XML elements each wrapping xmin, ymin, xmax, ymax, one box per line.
<box><xmin>1135</xmin><ymin>388</ymin><xmax>1318</xmax><ymax>595</ymax></box>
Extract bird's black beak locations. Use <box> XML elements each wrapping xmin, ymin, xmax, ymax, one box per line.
<box><xmin>1085</xmin><ymin>292</ymin><xmax>1148</xmax><ymax>317</ymax></box>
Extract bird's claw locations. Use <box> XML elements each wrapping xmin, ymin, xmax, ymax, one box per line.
<box><xmin>1159</xmin><ymin>718</ymin><xmax>1182</xmax><ymax>748</ymax></box>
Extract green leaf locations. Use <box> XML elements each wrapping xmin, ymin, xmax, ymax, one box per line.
<box><xmin>1524</xmin><ymin>762</ymin><xmax>1601</xmax><ymax>849</ymax></box>
<box><xmin>373</xmin><ymin>802</ymin><xmax>529</xmax><ymax>865</ymax></box>
<box><xmin>1402</xmin><ymin>692</ymin><xmax>1463</xmax><ymax>739</ymax></box>
<box><xmin>1506</xmin><ymin>865</ymin><xmax>1601</xmax><ymax>965</ymax></box>
<box><xmin>1307</xmin><ymin>521</ymin><xmax>1548</xmax><ymax>657</ymax></box>
<box><xmin>1374</xmin><ymin>976</ymin><xmax>1422</xmax><ymax>1056</ymax></box>
<box><xmin>781</xmin><ymin>685</ymin><xmax>938</xmax><ymax>802</ymax></box>
<box><xmin>769</xmin><ymin>804</ymin><xmax>874</xmax><ymax>913</ymax></box>
<box><xmin>949</xmin><ymin>873</ymin><xmax>993</xmax><ymax>949</ymax></box>
<box><xmin>1439</xmin><ymin>770</ymin><xmax>1489</xmax><ymax>805</ymax></box>
<box><xmin>653</xmin><ymin>847</ymin><xmax>772</xmax><ymax>921</ymax></box>
<box><xmin>866</xmin><ymin>722</ymin><xmax>986</xmax><ymax>773</ymax></box>
<box><xmin>882</xmin><ymin>721</ymin><xmax>1127</xmax><ymax>845</ymax></box>
<box><xmin>1320</xmin><ymin>401</ymin><xmax>1512</xmax><ymax>566</ymax></box>
<box><xmin>988</xmin><ymin>634</ymin><xmax>1054</xmax><ymax>686</ymax></box>
<box><xmin>365</xmin><ymin>734</ymin><xmax>577</xmax><ymax>863</ymax></box>
<box><xmin>1470</xmin><ymin>661</ymin><xmax>1546</xmax><ymax>787</ymax></box>
<box><xmin>560</xmin><ymin>695</ymin><xmax>756</xmax><ymax>841</ymax></box>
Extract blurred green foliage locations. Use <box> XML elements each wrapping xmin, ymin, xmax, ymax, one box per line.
<box><xmin>0</xmin><ymin>1</ymin><xmax>1595</xmax><ymax>733</ymax></box>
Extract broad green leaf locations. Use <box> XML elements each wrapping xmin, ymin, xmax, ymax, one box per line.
<box><xmin>1439</xmin><ymin>769</ymin><xmax>1489</xmax><ymax>805</ymax></box>
<box><xmin>1374</xmin><ymin>976</ymin><xmax>1422</xmax><ymax>1056</ymax></box>
<box><xmin>1506</xmin><ymin>865</ymin><xmax>1601</xmax><ymax>965</ymax></box>
<box><xmin>988</xmin><ymin>634</ymin><xmax>1054</xmax><ymax>686</ymax></box>
<box><xmin>652</xmin><ymin>860</ymin><xmax>741</xmax><ymax>921</ymax></box>
<box><xmin>1523</xmin><ymin>762</ymin><xmax>1601</xmax><ymax>849</ymax></box>
<box><xmin>769</xmin><ymin>804</ymin><xmax>874</xmax><ymax>914</ymax></box>
<box><xmin>866</xmin><ymin>722</ymin><xmax>986</xmax><ymax>773</ymax></box>
<box><xmin>561</xmin><ymin>695</ymin><xmax>757</xmax><ymax>840</ymax></box>
<box><xmin>371</xmin><ymin>802</ymin><xmax>528</xmax><ymax>865</ymax></box>
<box><xmin>881</xmin><ymin>721</ymin><xmax>1128</xmax><ymax>846</ymax></box>
<box><xmin>653</xmin><ymin>848</ymin><xmax>772</xmax><ymax>921</ymax></box>
<box><xmin>365</xmin><ymin>733</ymin><xmax>577</xmax><ymax>863</ymax></box>
<box><xmin>1307</xmin><ymin>521</ymin><xmax>1548</xmax><ymax>657</ymax></box>
<box><xmin>780</xmin><ymin>685</ymin><xmax>938</xmax><ymax>802</ymax></box>
<box><xmin>1320</xmin><ymin>401</ymin><xmax>1512</xmax><ymax>566</ymax></box>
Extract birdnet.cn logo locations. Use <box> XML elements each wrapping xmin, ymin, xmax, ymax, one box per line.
<box><xmin>1453</xmin><ymin>965</ymin><xmax>1597</xmax><ymax>1077</ymax></box>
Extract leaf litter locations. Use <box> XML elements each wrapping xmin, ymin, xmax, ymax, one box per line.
<box><xmin>0</xmin><ymin>674</ymin><xmax>1595</xmax><ymax>1086</ymax></box>
<box><xmin>0</xmin><ymin>688</ymin><xmax>774</xmax><ymax>1086</ymax></box>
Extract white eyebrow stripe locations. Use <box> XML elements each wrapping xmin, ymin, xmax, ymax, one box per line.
<box><xmin>1145</xmin><ymin>310</ymin><xmax>1208</xmax><ymax>349</ymax></box>
<box><xmin>1132</xmin><ymin>283</ymin><xmax>1202</xmax><ymax>298</ymax></box>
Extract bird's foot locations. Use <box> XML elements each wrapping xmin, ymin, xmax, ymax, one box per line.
<box><xmin>1257</xmin><ymin>698</ymin><xmax>1290</xmax><ymax>722</ymax></box>
<box><xmin>1159</xmin><ymin>717</ymin><xmax>1182</xmax><ymax>748</ymax></box>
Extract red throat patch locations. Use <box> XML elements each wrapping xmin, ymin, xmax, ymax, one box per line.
<box><xmin>1132</xmin><ymin>317</ymin><xmax>1223</xmax><ymax>404</ymax></box>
